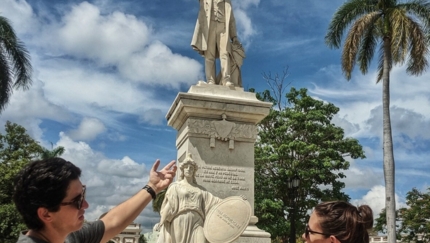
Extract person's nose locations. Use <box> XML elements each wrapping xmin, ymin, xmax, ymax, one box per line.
<box><xmin>302</xmin><ymin>233</ymin><xmax>307</xmax><ymax>242</ymax></box>
<box><xmin>82</xmin><ymin>199</ymin><xmax>89</xmax><ymax>209</ymax></box>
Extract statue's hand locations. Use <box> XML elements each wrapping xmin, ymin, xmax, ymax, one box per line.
<box><xmin>240</xmin><ymin>194</ymin><xmax>247</xmax><ymax>200</ymax></box>
<box><xmin>232</xmin><ymin>36</ymin><xmax>240</xmax><ymax>44</ymax></box>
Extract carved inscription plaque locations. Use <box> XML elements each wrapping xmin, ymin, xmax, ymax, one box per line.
<box><xmin>204</xmin><ymin>196</ymin><xmax>252</xmax><ymax>243</ymax></box>
<box><xmin>195</xmin><ymin>165</ymin><xmax>250</xmax><ymax>191</ymax></box>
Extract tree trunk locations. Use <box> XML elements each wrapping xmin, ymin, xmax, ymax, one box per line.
<box><xmin>382</xmin><ymin>36</ymin><xmax>396</xmax><ymax>243</ymax></box>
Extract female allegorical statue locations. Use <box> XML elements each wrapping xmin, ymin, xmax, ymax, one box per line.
<box><xmin>156</xmin><ymin>153</ymin><xmax>221</xmax><ymax>243</ymax></box>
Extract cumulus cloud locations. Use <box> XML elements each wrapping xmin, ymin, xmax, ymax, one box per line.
<box><xmin>67</xmin><ymin>117</ymin><xmax>107</xmax><ymax>141</ymax></box>
<box><xmin>97</xmin><ymin>156</ymin><xmax>146</xmax><ymax>177</ymax></box>
<box><xmin>4</xmin><ymin>0</ymin><xmax>201</xmax><ymax>123</ymax></box>
<box><xmin>139</xmin><ymin>109</ymin><xmax>164</xmax><ymax>125</ymax></box>
<box><xmin>351</xmin><ymin>185</ymin><xmax>406</xmax><ymax>217</ymax></box>
<box><xmin>309</xmin><ymin>64</ymin><xmax>430</xmax><ymax>143</ymax></box>
<box><xmin>234</xmin><ymin>9</ymin><xmax>256</xmax><ymax>43</ymax></box>
<box><xmin>331</xmin><ymin>114</ymin><xmax>361</xmax><ymax>137</ymax></box>
<box><xmin>57</xmin><ymin>2</ymin><xmax>150</xmax><ymax>64</ymax></box>
<box><xmin>43</xmin><ymin>2</ymin><xmax>201</xmax><ymax>88</ymax></box>
<box><xmin>234</xmin><ymin>0</ymin><xmax>260</xmax><ymax>9</ymax></box>
<box><xmin>1</xmin><ymin>0</ymin><xmax>39</xmax><ymax>34</ymax></box>
<box><xmin>120</xmin><ymin>41</ymin><xmax>201</xmax><ymax>88</ymax></box>
<box><xmin>1</xmin><ymin>80</ymin><xmax>73</xmax><ymax>122</ymax></box>
<box><xmin>0</xmin><ymin>79</ymin><xmax>74</xmax><ymax>143</ymax></box>
<box><xmin>342</xmin><ymin>163</ymin><xmax>382</xmax><ymax>190</ymax></box>
<box><xmin>366</xmin><ymin>106</ymin><xmax>430</xmax><ymax>140</ymax></box>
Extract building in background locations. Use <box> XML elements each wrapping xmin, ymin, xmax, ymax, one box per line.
<box><xmin>108</xmin><ymin>223</ymin><xmax>142</xmax><ymax>243</ymax></box>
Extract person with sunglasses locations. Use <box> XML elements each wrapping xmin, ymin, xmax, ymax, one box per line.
<box><xmin>13</xmin><ymin>157</ymin><xmax>177</xmax><ymax>243</ymax></box>
<box><xmin>302</xmin><ymin>201</ymin><xmax>373</xmax><ymax>243</ymax></box>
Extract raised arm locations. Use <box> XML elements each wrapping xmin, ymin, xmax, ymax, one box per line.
<box><xmin>100</xmin><ymin>159</ymin><xmax>177</xmax><ymax>243</ymax></box>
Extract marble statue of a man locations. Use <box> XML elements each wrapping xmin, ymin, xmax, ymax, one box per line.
<box><xmin>191</xmin><ymin>0</ymin><xmax>243</xmax><ymax>87</ymax></box>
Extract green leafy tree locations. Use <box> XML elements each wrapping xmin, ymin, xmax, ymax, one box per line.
<box><xmin>152</xmin><ymin>189</ymin><xmax>166</xmax><ymax>213</ymax></box>
<box><xmin>375</xmin><ymin>188</ymin><xmax>430</xmax><ymax>242</ymax></box>
<box><xmin>325</xmin><ymin>1</ymin><xmax>430</xmax><ymax>242</ymax></box>
<box><xmin>254</xmin><ymin>87</ymin><xmax>365</xmax><ymax>243</ymax></box>
<box><xmin>0</xmin><ymin>121</ymin><xmax>43</xmax><ymax>242</ymax></box>
<box><xmin>139</xmin><ymin>234</ymin><xmax>147</xmax><ymax>243</ymax></box>
<box><xmin>0</xmin><ymin>16</ymin><xmax>32</xmax><ymax>112</ymax></box>
<box><xmin>400</xmin><ymin>188</ymin><xmax>430</xmax><ymax>243</ymax></box>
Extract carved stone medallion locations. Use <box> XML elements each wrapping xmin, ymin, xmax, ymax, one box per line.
<box><xmin>203</xmin><ymin>196</ymin><xmax>252</xmax><ymax>243</ymax></box>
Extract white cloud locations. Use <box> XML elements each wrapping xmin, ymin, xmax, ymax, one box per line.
<box><xmin>139</xmin><ymin>109</ymin><xmax>164</xmax><ymax>126</ymax></box>
<box><xmin>97</xmin><ymin>156</ymin><xmax>146</xmax><ymax>177</ymax></box>
<box><xmin>57</xmin><ymin>2</ymin><xmax>150</xmax><ymax>65</ymax></box>
<box><xmin>342</xmin><ymin>163</ymin><xmax>382</xmax><ymax>190</ymax></box>
<box><xmin>309</xmin><ymin>64</ymin><xmax>430</xmax><ymax>142</ymax></box>
<box><xmin>1</xmin><ymin>0</ymin><xmax>39</xmax><ymax>34</ymax></box>
<box><xmin>67</xmin><ymin>117</ymin><xmax>107</xmax><ymax>141</ymax></box>
<box><xmin>366</xmin><ymin>106</ymin><xmax>430</xmax><ymax>140</ymax></box>
<box><xmin>234</xmin><ymin>9</ymin><xmax>256</xmax><ymax>44</ymax></box>
<box><xmin>42</xmin><ymin>2</ymin><xmax>201</xmax><ymax>88</ymax></box>
<box><xmin>37</xmin><ymin>58</ymin><xmax>166</xmax><ymax>123</ymax></box>
<box><xmin>234</xmin><ymin>0</ymin><xmax>260</xmax><ymax>9</ymax></box>
<box><xmin>120</xmin><ymin>41</ymin><xmax>201</xmax><ymax>88</ymax></box>
<box><xmin>351</xmin><ymin>185</ymin><xmax>406</xmax><ymax>217</ymax></box>
<box><xmin>1</xmin><ymin>80</ymin><xmax>73</xmax><ymax>122</ymax></box>
<box><xmin>331</xmin><ymin>114</ymin><xmax>361</xmax><ymax>137</ymax></box>
<box><xmin>0</xmin><ymin>80</ymin><xmax>74</xmax><ymax>144</ymax></box>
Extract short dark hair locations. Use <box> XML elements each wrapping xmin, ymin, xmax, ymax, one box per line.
<box><xmin>314</xmin><ymin>201</ymin><xmax>373</xmax><ymax>243</ymax></box>
<box><xmin>13</xmin><ymin>158</ymin><xmax>82</xmax><ymax>230</ymax></box>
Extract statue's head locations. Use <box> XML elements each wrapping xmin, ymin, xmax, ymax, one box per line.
<box><xmin>179</xmin><ymin>153</ymin><xmax>198</xmax><ymax>182</ymax></box>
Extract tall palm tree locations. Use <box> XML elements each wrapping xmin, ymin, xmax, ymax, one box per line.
<box><xmin>325</xmin><ymin>1</ymin><xmax>430</xmax><ymax>243</ymax></box>
<box><xmin>0</xmin><ymin>16</ymin><xmax>32</xmax><ymax>112</ymax></box>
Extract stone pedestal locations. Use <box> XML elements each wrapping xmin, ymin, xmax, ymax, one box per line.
<box><xmin>166</xmin><ymin>82</ymin><xmax>272</xmax><ymax>242</ymax></box>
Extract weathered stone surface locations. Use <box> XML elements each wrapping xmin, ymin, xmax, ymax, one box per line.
<box><xmin>166</xmin><ymin>85</ymin><xmax>272</xmax><ymax>131</ymax></box>
<box><xmin>204</xmin><ymin>196</ymin><xmax>251</xmax><ymax>243</ymax></box>
<box><xmin>165</xmin><ymin>83</ymin><xmax>272</xmax><ymax>242</ymax></box>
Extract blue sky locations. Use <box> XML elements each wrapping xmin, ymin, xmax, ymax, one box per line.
<box><xmin>2</xmin><ymin>0</ymin><xmax>430</xmax><ymax>233</ymax></box>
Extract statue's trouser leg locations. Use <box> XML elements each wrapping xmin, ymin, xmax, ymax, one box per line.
<box><xmin>205</xmin><ymin>22</ymin><xmax>217</xmax><ymax>84</ymax></box>
<box><xmin>218</xmin><ymin>23</ymin><xmax>231</xmax><ymax>85</ymax></box>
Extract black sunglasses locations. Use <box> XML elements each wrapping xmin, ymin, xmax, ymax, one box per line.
<box><xmin>305</xmin><ymin>225</ymin><xmax>330</xmax><ymax>238</ymax></box>
<box><xmin>60</xmin><ymin>185</ymin><xmax>86</xmax><ymax>210</ymax></box>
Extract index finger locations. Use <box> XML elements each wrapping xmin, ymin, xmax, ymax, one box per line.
<box><xmin>151</xmin><ymin>159</ymin><xmax>161</xmax><ymax>172</ymax></box>
<box><xmin>163</xmin><ymin>160</ymin><xmax>176</xmax><ymax>171</ymax></box>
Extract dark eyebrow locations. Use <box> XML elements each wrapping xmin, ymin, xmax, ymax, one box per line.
<box><xmin>70</xmin><ymin>194</ymin><xmax>81</xmax><ymax>202</ymax></box>
<box><xmin>70</xmin><ymin>186</ymin><xmax>85</xmax><ymax>201</ymax></box>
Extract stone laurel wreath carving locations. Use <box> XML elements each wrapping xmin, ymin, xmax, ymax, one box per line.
<box><xmin>187</xmin><ymin>115</ymin><xmax>257</xmax><ymax>150</ymax></box>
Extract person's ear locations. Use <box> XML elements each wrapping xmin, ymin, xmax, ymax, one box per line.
<box><xmin>329</xmin><ymin>235</ymin><xmax>341</xmax><ymax>243</ymax></box>
<box><xmin>37</xmin><ymin>207</ymin><xmax>53</xmax><ymax>223</ymax></box>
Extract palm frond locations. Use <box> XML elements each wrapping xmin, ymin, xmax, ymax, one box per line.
<box><xmin>398</xmin><ymin>0</ymin><xmax>430</xmax><ymax>30</ymax></box>
<box><xmin>342</xmin><ymin>12</ymin><xmax>381</xmax><ymax>79</ymax></box>
<box><xmin>9</xmin><ymin>39</ymin><xmax>32</xmax><ymax>89</ymax></box>
<box><xmin>326</xmin><ymin>0</ymin><xmax>379</xmax><ymax>49</ymax></box>
<box><xmin>0</xmin><ymin>16</ymin><xmax>32</xmax><ymax>90</ymax></box>
<box><xmin>357</xmin><ymin>13</ymin><xmax>382</xmax><ymax>74</ymax></box>
<box><xmin>406</xmin><ymin>17</ymin><xmax>429</xmax><ymax>75</ymax></box>
<box><xmin>0</xmin><ymin>51</ymin><xmax>12</xmax><ymax>112</ymax></box>
<box><xmin>390</xmin><ymin>8</ymin><xmax>410</xmax><ymax>64</ymax></box>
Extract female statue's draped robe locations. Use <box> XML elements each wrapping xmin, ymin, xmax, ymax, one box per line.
<box><xmin>157</xmin><ymin>182</ymin><xmax>221</xmax><ymax>243</ymax></box>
